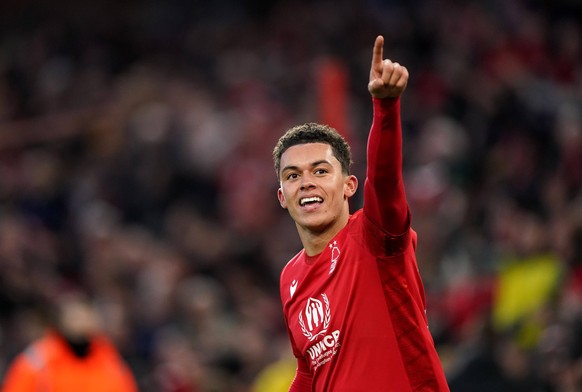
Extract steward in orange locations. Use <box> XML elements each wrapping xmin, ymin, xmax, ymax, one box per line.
<box><xmin>1</xmin><ymin>292</ymin><xmax>138</xmax><ymax>392</ymax></box>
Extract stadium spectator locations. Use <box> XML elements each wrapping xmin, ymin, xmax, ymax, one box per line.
<box><xmin>1</xmin><ymin>291</ymin><xmax>138</xmax><ymax>392</ymax></box>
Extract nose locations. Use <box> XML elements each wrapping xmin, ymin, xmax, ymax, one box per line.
<box><xmin>300</xmin><ymin>174</ymin><xmax>316</xmax><ymax>191</ymax></box>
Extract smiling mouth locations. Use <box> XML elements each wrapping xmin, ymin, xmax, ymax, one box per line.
<box><xmin>300</xmin><ymin>196</ymin><xmax>323</xmax><ymax>206</ymax></box>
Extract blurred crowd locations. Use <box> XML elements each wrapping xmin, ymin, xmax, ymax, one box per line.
<box><xmin>0</xmin><ymin>0</ymin><xmax>581</xmax><ymax>391</ymax></box>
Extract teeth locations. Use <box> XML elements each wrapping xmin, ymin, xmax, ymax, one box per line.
<box><xmin>300</xmin><ymin>197</ymin><xmax>323</xmax><ymax>206</ymax></box>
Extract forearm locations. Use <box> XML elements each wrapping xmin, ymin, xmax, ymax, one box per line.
<box><xmin>363</xmin><ymin>96</ymin><xmax>408</xmax><ymax>235</ymax></box>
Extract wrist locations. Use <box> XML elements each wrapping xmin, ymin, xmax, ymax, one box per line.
<box><xmin>372</xmin><ymin>96</ymin><xmax>400</xmax><ymax>110</ymax></box>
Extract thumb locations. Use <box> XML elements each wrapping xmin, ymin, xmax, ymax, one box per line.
<box><xmin>368</xmin><ymin>78</ymin><xmax>384</xmax><ymax>93</ymax></box>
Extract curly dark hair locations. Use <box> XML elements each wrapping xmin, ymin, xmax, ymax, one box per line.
<box><xmin>273</xmin><ymin>122</ymin><xmax>352</xmax><ymax>180</ymax></box>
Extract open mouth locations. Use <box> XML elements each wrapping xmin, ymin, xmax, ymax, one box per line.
<box><xmin>300</xmin><ymin>196</ymin><xmax>323</xmax><ymax>206</ymax></box>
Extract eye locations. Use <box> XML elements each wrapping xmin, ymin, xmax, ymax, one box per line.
<box><xmin>286</xmin><ymin>173</ymin><xmax>298</xmax><ymax>180</ymax></box>
<box><xmin>314</xmin><ymin>168</ymin><xmax>328</xmax><ymax>175</ymax></box>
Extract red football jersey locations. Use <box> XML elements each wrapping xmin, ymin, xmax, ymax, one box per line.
<box><xmin>279</xmin><ymin>98</ymin><xmax>450</xmax><ymax>391</ymax></box>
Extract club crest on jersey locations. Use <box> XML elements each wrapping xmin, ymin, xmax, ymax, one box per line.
<box><xmin>299</xmin><ymin>293</ymin><xmax>331</xmax><ymax>341</ymax></box>
<box><xmin>329</xmin><ymin>241</ymin><xmax>340</xmax><ymax>274</ymax></box>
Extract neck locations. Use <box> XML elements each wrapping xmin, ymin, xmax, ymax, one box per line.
<box><xmin>298</xmin><ymin>213</ymin><xmax>349</xmax><ymax>256</ymax></box>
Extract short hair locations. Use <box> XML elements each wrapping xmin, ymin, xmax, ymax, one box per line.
<box><xmin>273</xmin><ymin>123</ymin><xmax>352</xmax><ymax>179</ymax></box>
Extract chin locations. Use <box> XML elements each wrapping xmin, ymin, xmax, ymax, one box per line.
<box><xmin>299</xmin><ymin>218</ymin><xmax>332</xmax><ymax>233</ymax></box>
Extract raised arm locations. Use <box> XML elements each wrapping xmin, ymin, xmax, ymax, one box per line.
<box><xmin>364</xmin><ymin>35</ymin><xmax>410</xmax><ymax>236</ymax></box>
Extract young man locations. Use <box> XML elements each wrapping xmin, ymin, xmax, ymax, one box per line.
<box><xmin>272</xmin><ymin>36</ymin><xmax>450</xmax><ymax>391</ymax></box>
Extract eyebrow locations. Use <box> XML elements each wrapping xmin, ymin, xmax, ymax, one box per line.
<box><xmin>280</xmin><ymin>160</ymin><xmax>332</xmax><ymax>175</ymax></box>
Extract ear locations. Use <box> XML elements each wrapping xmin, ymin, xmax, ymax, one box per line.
<box><xmin>344</xmin><ymin>175</ymin><xmax>358</xmax><ymax>199</ymax></box>
<box><xmin>277</xmin><ymin>187</ymin><xmax>288</xmax><ymax>209</ymax></box>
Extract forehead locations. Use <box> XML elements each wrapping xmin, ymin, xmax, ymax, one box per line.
<box><xmin>280</xmin><ymin>142</ymin><xmax>338</xmax><ymax>168</ymax></box>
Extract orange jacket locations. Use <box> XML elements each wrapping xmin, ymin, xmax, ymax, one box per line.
<box><xmin>1</xmin><ymin>331</ymin><xmax>138</xmax><ymax>392</ymax></box>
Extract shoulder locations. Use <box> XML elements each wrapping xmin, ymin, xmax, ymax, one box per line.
<box><xmin>25</xmin><ymin>333</ymin><xmax>60</xmax><ymax>362</ymax></box>
<box><xmin>22</xmin><ymin>345</ymin><xmax>46</xmax><ymax>371</ymax></box>
<box><xmin>281</xmin><ymin>250</ymin><xmax>304</xmax><ymax>274</ymax></box>
<box><xmin>91</xmin><ymin>334</ymin><xmax>120</xmax><ymax>353</ymax></box>
<box><xmin>11</xmin><ymin>334</ymin><xmax>54</xmax><ymax>373</ymax></box>
<box><xmin>280</xmin><ymin>251</ymin><xmax>305</xmax><ymax>289</ymax></box>
<box><xmin>352</xmin><ymin>209</ymin><xmax>415</xmax><ymax>257</ymax></box>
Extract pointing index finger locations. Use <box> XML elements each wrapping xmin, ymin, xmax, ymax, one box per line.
<box><xmin>372</xmin><ymin>35</ymin><xmax>384</xmax><ymax>68</ymax></box>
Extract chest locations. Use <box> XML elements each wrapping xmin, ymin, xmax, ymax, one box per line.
<box><xmin>283</xmin><ymin>238</ymin><xmax>392</xmax><ymax>359</ymax></box>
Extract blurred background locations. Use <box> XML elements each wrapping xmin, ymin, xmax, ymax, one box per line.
<box><xmin>0</xmin><ymin>0</ymin><xmax>581</xmax><ymax>391</ymax></box>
